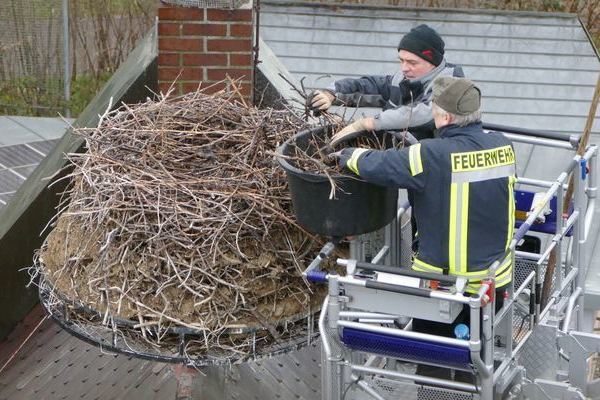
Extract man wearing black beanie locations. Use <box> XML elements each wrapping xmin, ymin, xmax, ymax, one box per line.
<box><xmin>398</xmin><ymin>24</ymin><xmax>445</xmax><ymax>68</ymax></box>
<box><xmin>309</xmin><ymin>24</ymin><xmax>464</xmax><ymax>144</ymax></box>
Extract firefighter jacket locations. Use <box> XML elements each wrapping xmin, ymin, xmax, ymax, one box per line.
<box><xmin>346</xmin><ymin>122</ymin><xmax>516</xmax><ymax>293</ymax></box>
<box><xmin>327</xmin><ymin>60</ymin><xmax>464</xmax><ymax>140</ymax></box>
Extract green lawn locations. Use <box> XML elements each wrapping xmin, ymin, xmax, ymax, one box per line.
<box><xmin>0</xmin><ymin>72</ymin><xmax>112</xmax><ymax>117</ymax></box>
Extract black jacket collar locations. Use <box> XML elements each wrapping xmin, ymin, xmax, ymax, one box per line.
<box><xmin>438</xmin><ymin>122</ymin><xmax>483</xmax><ymax>138</ymax></box>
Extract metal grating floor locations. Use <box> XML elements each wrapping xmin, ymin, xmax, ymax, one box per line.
<box><xmin>0</xmin><ymin>306</ymin><xmax>323</xmax><ymax>400</ymax></box>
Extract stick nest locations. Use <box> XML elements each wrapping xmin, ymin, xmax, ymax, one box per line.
<box><xmin>36</xmin><ymin>87</ymin><xmax>330</xmax><ymax>362</ymax></box>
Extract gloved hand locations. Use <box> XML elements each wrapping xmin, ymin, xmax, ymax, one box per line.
<box><xmin>307</xmin><ymin>90</ymin><xmax>335</xmax><ymax>112</ymax></box>
<box><xmin>400</xmin><ymin>79</ymin><xmax>424</xmax><ymax>103</ymax></box>
<box><xmin>329</xmin><ymin>118</ymin><xmax>375</xmax><ymax>147</ymax></box>
<box><xmin>329</xmin><ymin>147</ymin><xmax>355</xmax><ymax>166</ymax></box>
<box><xmin>329</xmin><ymin>147</ymin><xmax>369</xmax><ymax>175</ymax></box>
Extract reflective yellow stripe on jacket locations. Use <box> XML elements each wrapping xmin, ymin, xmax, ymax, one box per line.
<box><xmin>506</xmin><ymin>176</ymin><xmax>516</xmax><ymax>249</ymax></box>
<box><xmin>346</xmin><ymin>148</ymin><xmax>369</xmax><ymax>175</ymax></box>
<box><xmin>448</xmin><ymin>182</ymin><xmax>469</xmax><ymax>276</ymax></box>
<box><xmin>462</xmin><ymin>256</ymin><xmax>513</xmax><ymax>293</ymax></box>
<box><xmin>412</xmin><ymin>255</ymin><xmax>513</xmax><ymax>294</ymax></box>
<box><xmin>409</xmin><ymin>143</ymin><xmax>423</xmax><ymax>176</ymax></box>
<box><xmin>413</xmin><ymin>257</ymin><xmax>444</xmax><ymax>274</ymax></box>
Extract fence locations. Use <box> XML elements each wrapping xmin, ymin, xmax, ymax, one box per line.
<box><xmin>0</xmin><ymin>1</ymin><xmax>66</xmax><ymax>116</ymax></box>
<box><xmin>0</xmin><ymin>0</ymin><xmax>156</xmax><ymax>117</ymax></box>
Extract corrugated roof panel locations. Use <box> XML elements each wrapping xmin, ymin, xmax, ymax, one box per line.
<box><xmin>28</xmin><ymin>139</ymin><xmax>60</xmax><ymax>155</ymax></box>
<box><xmin>0</xmin><ymin>144</ymin><xmax>44</xmax><ymax>169</ymax></box>
<box><xmin>261</xmin><ymin>26</ymin><xmax>595</xmax><ymax>57</ymax></box>
<box><xmin>264</xmin><ymin>40</ymin><xmax>597</xmax><ymax>72</ymax></box>
<box><xmin>0</xmin><ymin>170</ymin><xmax>24</xmax><ymax>193</ymax></box>
<box><xmin>0</xmin><ymin>120</ymin><xmax>68</xmax><ymax>212</ymax></box>
<box><xmin>465</xmin><ymin>67</ymin><xmax>597</xmax><ymax>85</ymax></box>
<box><xmin>0</xmin><ymin>194</ymin><xmax>11</xmax><ymax>206</ymax></box>
<box><xmin>476</xmin><ymin>82</ymin><xmax>597</xmax><ymax>102</ymax></box>
<box><xmin>11</xmin><ymin>165</ymin><xmax>37</xmax><ymax>179</ymax></box>
<box><xmin>483</xmin><ymin>97</ymin><xmax>592</xmax><ymax>118</ymax></box>
<box><xmin>261</xmin><ymin>9</ymin><xmax>586</xmax><ymax>39</ymax></box>
<box><xmin>261</xmin><ymin>2</ymin><xmax>599</xmax><ymax>137</ymax></box>
<box><xmin>0</xmin><ymin>117</ymin><xmax>46</xmax><ymax>146</ymax></box>
<box><xmin>482</xmin><ymin>114</ymin><xmax>600</xmax><ymax>136</ymax></box>
<box><xmin>263</xmin><ymin>54</ymin><xmax>598</xmax><ymax>84</ymax></box>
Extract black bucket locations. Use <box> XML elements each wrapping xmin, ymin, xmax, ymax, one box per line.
<box><xmin>276</xmin><ymin>126</ymin><xmax>398</xmax><ymax>237</ymax></box>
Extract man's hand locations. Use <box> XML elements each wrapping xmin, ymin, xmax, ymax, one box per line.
<box><xmin>330</xmin><ymin>147</ymin><xmax>369</xmax><ymax>175</ymax></box>
<box><xmin>330</xmin><ymin>117</ymin><xmax>375</xmax><ymax>147</ymax></box>
<box><xmin>329</xmin><ymin>148</ymin><xmax>356</xmax><ymax>168</ymax></box>
<box><xmin>308</xmin><ymin>90</ymin><xmax>335</xmax><ymax>112</ymax></box>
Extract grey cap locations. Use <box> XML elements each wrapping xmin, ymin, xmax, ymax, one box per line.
<box><xmin>432</xmin><ymin>76</ymin><xmax>481</xmax><ymax>115</ymax></box>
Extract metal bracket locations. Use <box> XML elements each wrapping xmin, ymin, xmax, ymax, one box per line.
<box><xmin>522</xmin><ymin>379</ymin><xmax>585</xmax><ymax>399</ymax></box>
<box><xmin>557</xmin><ymin>330</ymin><xmax>600</xmax><ymax>397</ymax></box>
<box><xmin>455</xmin><ymin>277</ymin><xmax>467</xmax><ymax>294</ymax></box>
<box><xmin>495</xmin><ymin>364</ymin><xmax>524</xmax><ymax>398</ymax></box>
<box><xmin>346</xmin><ymin>259</ymin><xmax>357</xmax><ymax>276</ymax></box>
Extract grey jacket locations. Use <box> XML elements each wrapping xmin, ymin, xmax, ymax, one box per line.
<box><xmin>328</xmin><ymin>60</ymin><xmax>464</xmax><ymax>135</ymax></box>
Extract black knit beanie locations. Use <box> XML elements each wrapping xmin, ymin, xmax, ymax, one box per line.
<box><xmin>398</xmin><ymin>24</ymin><xmax>445</xmax><ymax>66</ymax></box>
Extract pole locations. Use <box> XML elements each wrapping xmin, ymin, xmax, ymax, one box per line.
<box><xmin>541</xmin><ymin>73</ymin><xmax>600</xmax><ymax>309</ymax></box>
<box><xmin>252</xmin><ymin>0</ymin><xmax>260</xmax><ymax>106</ymax></box>
<box><xmin>171</xmin><ymin>364</ymin><xmax>197</xmax><ymax>400</ymax></box>
<box><xmin>62</xmin><ymin>0</ymin><xmax>70</xmax><ymax>118</ymax></box>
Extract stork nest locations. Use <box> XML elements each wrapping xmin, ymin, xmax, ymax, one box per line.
<box><xmin>35</xmin><ymin>86</ymin><xmax>336</xmax><ymax>363</ymax></box>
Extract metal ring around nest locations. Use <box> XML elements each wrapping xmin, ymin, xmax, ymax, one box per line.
<box><xmin>38</xmin><ymin>273</ymin><xmax>320</xmax><ymax>366</ymax></box>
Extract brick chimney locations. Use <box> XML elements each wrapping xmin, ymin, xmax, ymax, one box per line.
<box><xmin>157</xmin><ymin>0</ymin><xmax>254</xmax><ymax>100</ymax></box>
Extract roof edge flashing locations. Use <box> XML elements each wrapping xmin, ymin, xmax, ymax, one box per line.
<box><xmin>257</xmin><ymin>37</ymin><xmax>308</xmax><ymax>113</ymax></box>
<box><xmin>577</xmin><ymin>16</ymin><xmax>600</xmax><ymax>60</ymax></box>
<box><xmin>262</xmin><ymin>0</ymin><xmax>578</xmax><ymax>20</ymax></box>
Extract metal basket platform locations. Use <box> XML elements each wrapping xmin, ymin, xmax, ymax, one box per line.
<box><xmin>359</xmin><ymin>375</ymin><xmax>478</xmax><ymax>400</ymax></box>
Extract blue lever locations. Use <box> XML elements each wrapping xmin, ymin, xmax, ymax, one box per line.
<box><xmin>307</xmin><ymin>270</ymin><xmax>328</xmax><ymax>283</ymax></box>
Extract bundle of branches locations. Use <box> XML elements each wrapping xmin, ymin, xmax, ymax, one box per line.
<box><xmin>282</xmin><ymin>121</ymin><xmax>410</xmax><ymax>199</ymax></box>
<box><xmin>36</xmin><ymin>86</ymin><xmax>325</xmax><ymax>361</ymax></box>
<box><xmin>281</xmin><ymin>73</ymin><xmax>408</xmax><ymax>183</ymax></box>
<box><xmin>287</xmin><ymin>128</ymin><xmax>394</xmax><ymax>172</ymax></box>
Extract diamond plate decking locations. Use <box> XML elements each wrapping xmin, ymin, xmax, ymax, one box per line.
<box><xmin>0</xmin><ymin>306</ymin><xmax>322</xmax><ymax>400</ymax></box>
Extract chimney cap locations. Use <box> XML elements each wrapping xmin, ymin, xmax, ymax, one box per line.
<box><xmin>161</xmin><ymin>0</ymin><xmax>251</xmax><ymax>9</ymax></box>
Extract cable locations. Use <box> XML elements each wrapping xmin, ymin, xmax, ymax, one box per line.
<box><xmin>513</xmin><ymin>313</ymin><xmax>529</xmax><ymax>340</ymax></box>
<box><xmin>342</xmin><ymin>376</ymin><xmax>362</xmax><ymax>400</ymax></box>
<box><xmin>0</xmin><ymin>315</ymin><xmax>48</xmax><ymax>375</ymax></box>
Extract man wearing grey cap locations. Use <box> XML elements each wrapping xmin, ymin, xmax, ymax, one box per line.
<box><xmin>308</xmin><ymin>24</ymin><xmax>464</xmax><ymax>145</ymax></box>
<box><xmin>334</xmin><ymin>77</ymin><xmax>516</xmax><ymax>355</ymax></box>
